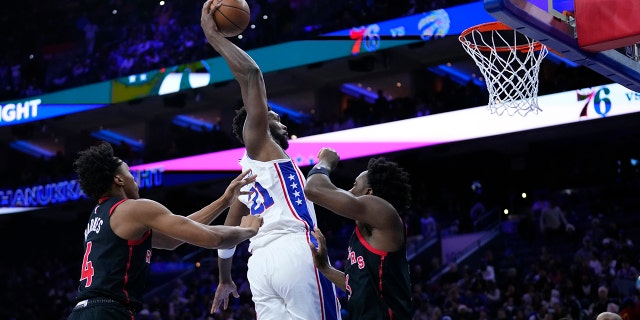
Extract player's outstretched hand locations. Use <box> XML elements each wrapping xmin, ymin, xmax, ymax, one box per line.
<box><xmin>211</xmin><ymin>280</ymin><xmax>238</xmax><ymax>314</ymax></box>
<box><xmin>239</xmin><ymin>214</ymin><xmax>262</xmax><ymax>235</ymax></box>
<box><xmin>221</xmin><ymin>169</ymin><xmax>256</xmax><ymax>206</ymax></box>
<box><xmin>308</xmin><ymin>226</ymin><xmax>331</xmax><ymax>271</ymax></box>
<box><xmin>201</xmin><ymin>0</ymin><xmax>222</xmax><ymax>37</ymax></box>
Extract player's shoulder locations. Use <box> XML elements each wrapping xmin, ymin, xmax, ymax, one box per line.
<box><xmin>111</xmin><ymin>198</ymin><xmax>169</xmax><ymax>225</ymax></box>
<box><xmin>361</xmin><ymin>195</ymin><xmax>400</xmax><ymax>220</ymax></box>
<box><xmin>116</xmin><ymin>198</ymin><xmax>163</xmax><ymax>211</ymax></box>
<box><xmin>361</xmin><ymin>194</ymin><xmax>395</xmax><ymax>210</ymax></box>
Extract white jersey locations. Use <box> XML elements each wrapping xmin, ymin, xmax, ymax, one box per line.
<box><xmin>237</xmin><ymin>152</ymin><xmax>342</xmax><ymax>320</ymax></box>
<box><xmin>238</xmin><ymin>152</ymin><xmax>317</xmax><ymax>251</ymax></box>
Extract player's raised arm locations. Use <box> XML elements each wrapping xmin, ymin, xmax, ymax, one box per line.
<box><xmin>305</xmin><ymin>148</ymin><xmax>398</xmax><ymax>230</ymax></box>
<box><xmin>200</xmin><ymin>0</ymin><xmax>271</xmax><ymax>158</ymax></box>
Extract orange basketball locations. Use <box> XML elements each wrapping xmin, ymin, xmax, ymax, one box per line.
<box><xmin>213</xmin><ymin>0</ymin><xmax>251</xmax><ymax>38</ymax></box>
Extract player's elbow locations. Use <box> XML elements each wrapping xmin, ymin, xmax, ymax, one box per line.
<box><xmin>237</xmin><ymin>66</ymin><xmax>263</xmax><ymax>88</ymax></box>
<box><xmin>249</xmin><ymin>67</ymin><xmax>265</xmax><ymax>86</ymax></box>
<box><xmin>247</xmin><ymin>65</ymin><xmax>261</xmax><ymax>75</ymax></box>
<box><xmin>241</xmin><ymin>65</ymin><xmax>262</xmax><ymax>79</ymax></box>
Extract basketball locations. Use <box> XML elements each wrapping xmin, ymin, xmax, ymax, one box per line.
<box><xmin>212</xmin><ymin>0</ymin><xmax>251</xmax><ymax>38</ymax></box>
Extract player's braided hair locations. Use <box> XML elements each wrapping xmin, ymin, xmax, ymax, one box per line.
<box><xmin>231</xmin><ymin>105</ymin><xmax>274</xmax><ymax>144</ymax></box>
<box><xmin>73</xmin><ymin>141</ymin><xmax>123</xmax><ymax>199</ymax></box>
<box><xmin>366</xmin><ymin>157</ymin><xmax>412</xmax><ymax>210</ymax></box>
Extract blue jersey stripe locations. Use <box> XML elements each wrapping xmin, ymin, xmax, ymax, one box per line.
<box><xmin>275</xmin><ymin>161</ymin><xmax>315</xmax><ymax>230</ymax></box>
<box><xmin>319</xmin><ymin>272</ymin><xmax>340</xmax><ymax>320</ymax></box>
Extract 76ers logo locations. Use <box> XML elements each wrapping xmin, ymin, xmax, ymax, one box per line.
<box><xmin>577</xmin><ymin>87</ymin><xmax>611</xmax><ymax>117</ymax></box>
<box><xmin>349</xmin><ymin>25</ymin><xmax>380</xmax><ymax>55</ymax></box>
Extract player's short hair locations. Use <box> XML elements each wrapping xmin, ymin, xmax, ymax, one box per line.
<box><xmin>231</xmin><ymin>105</ymin><xmax>273</xmax><ymax>144</ymax></box>
<box><xmin>232</xmin><ymin>106</ymin><xmax>247</xmax><ymax>144</ymax></box>
<box><xmin>73</xmin><ymin>141</ymin><xmax>123</xmax><ymax>199</ymax></box>
<box><xmin>366</xmin><ymin>157</ymin><xmax>412</xmax><ymax>210</ymax></box>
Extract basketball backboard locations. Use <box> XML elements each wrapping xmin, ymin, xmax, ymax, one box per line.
<box><xmin>485</xmin><ymin>0</ymin><xmax>640</xmax><ymax>92</ymax></box>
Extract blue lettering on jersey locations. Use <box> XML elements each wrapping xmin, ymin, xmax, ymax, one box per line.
<box><xmin>248</xmin><ymin>181</ymin><xmax>275</xmax><ymax>215</ymax></box>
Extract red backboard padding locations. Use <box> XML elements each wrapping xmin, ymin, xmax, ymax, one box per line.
<box><xmin>575</xmin><ymin>0</ymin><xmax>640</xmax><ymax>52</ymax></box>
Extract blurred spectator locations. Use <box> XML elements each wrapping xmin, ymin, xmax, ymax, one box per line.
<box><xmin>421</xmin><ymin>210</ymin><xmax>438</xmax><ymax>240</ymax></box>
<box><xmin>618</xmin><ymin>297</ymin><xmax>640</xmax><ymax>320</ymax></box>
<box><xmin>538</xmin><ymin>198</ymin><xmax>573</xmax><ymax>246</ymax></box>
<box><xmin>588</xmin><ymin>286</ymin><xmax>619</xmax><ymax>318</ymax></box>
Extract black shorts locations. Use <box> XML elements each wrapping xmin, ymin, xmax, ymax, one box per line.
<box><xmin>67</xmin><ymin>298</ymin><xmax>136</xmax><ymax>320</ymax></box>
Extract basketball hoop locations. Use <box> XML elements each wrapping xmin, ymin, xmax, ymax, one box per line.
<box><xmin>459</xmin><ymin>21</ymin><xmax>548</xmax><ymax>116</ymax></box>
<box><xmin>627</xmin><ymin>42</ymin><xmax>640</xmax><ymax>62</ymax></box>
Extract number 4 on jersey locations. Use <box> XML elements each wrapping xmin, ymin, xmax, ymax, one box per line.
<box><xmin>80</xmin><ymin>241</ymin><xmax>95</xmax><ymax>287</ymax></box>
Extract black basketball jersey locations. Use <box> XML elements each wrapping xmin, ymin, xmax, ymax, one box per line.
<box><xmin>344</xmin><ymin>225</ymin><xmax>412</xmax><ymax>320</ymax></box>
<box><xmin>75</xmin><ymin>196</ymin><xmax>152</xmax><ymax>312</ymax></box>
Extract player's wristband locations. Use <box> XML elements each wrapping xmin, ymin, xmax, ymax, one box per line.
<box><xmin>307</xmin><ymin>165</ymin><xmax>330</xmax><ymax>178</ymax></box>
<box><xmin>218</xmin><ymin>246</ymin><xmax>236</xmax><ymax>259</ymax></box>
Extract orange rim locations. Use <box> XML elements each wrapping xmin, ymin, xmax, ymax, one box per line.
<box><xmin>459</xmin><ymin>21</ymin><xmax>545</xmax><ymax>52</ymax></box>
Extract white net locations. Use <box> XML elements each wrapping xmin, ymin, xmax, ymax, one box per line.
<box><xmin>460</xmin><ymin>22</ymin><xmax>548</xmax><ymax>116</ymax></box>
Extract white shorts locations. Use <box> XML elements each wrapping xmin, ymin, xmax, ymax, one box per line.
<box><xmin>247</xmin><ymin>233</ymin><xmax>342</xmax><ymax>320</ymax></box>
